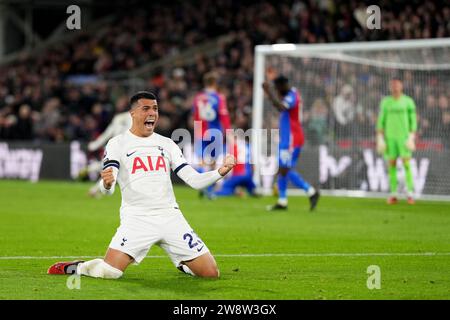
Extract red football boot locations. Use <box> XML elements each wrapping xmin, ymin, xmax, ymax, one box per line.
<box><xmin>47</xmin><ymin>261</ymin><xmax>84</xmax><ymax>275</ymax></box>
<box><xmin>407</xmin><ymin>197</ymin><xmax>415</xmax><ymax>205</ymax></box>
<box><xmin>387</xmin><ymin>196</ymin><xmax>398</xmax><ymax>205</ymax></box>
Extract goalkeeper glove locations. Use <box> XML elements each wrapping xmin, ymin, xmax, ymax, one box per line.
<box><xmin>406</xmin><ymin>132</ymin><xmax>416</xmax><ymax>151</ymax></box>
<box><xmin>376</xmin><ymin>133</ymin><xmax>386</xmax><ymax>155</ymax></box>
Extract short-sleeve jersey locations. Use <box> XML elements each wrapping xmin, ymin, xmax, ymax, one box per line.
<box><xmin>279</xmin><ymin>88</ymin><xmax>305</xmax><ymax>150</ymax></box>
<box><xmin>192</xmin><ymin>89</ymin><xmax>231</xmax><ymax>138</ymax></box>
<box><xmin>103</xmin><ymin>131</ymin><xmax>188</xmax><ymax>215</ymax></box>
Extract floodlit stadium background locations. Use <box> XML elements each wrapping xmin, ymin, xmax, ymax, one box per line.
<box><xmin>1</xmin><ymin>0</ymin><xmax>449</xmax><ymax>198</ymax></box>
<box><xmin>0</xmin><ymin>0</ymin><xmax>449</xmax><ymax>300</ymax></box>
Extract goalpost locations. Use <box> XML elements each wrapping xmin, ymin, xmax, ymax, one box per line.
<box><xmin>252</xmin><ymin>38</ymin><xmax>450</xmax><ymax>200</ymax></box>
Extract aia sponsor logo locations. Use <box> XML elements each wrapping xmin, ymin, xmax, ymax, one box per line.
<box><xmin>131</xmin><ymin>155</ymin><xmax>167</xmax><ymax>174</ymax></box>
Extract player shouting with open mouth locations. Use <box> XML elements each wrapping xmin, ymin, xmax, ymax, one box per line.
<box><xmin>48</xmin><ymin>91</ymin><xmax>236</xmax><ymax>279</ymax></box>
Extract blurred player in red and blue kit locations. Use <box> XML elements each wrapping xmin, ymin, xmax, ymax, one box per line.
<box><xmin>214</xmin><ymin>135</ymin><xmax>257</xmax><ymax>198</ymax></box>
<box><xmin>192</xmin><ymin>71</ymin><xmax>231</xmax><ymax>198</ymax></box>
<box><xmin>262</xmin><ymin>73</ymin><xmax>320</xmax><ymax>211</ymax></box>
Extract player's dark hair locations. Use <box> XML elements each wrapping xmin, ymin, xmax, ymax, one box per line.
<box><xmin>130</xmin><ymin>91</ymin><xmax>157</xmax><ymax>107</ymax></box>
<box><xmin>273</xmin><ymin>75</ymin><xmax>289</xmax><ymax>87</ymax></box>
<box><xmin>391</xmin><ymin>76</ymin><xmax>402</xmax><ymax>82</ymax></box>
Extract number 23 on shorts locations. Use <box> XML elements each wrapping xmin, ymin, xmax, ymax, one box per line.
<box><xmin>183</xmin><ymin>230</ymin><xmax>204</xmax><ymax>252</ymax></box>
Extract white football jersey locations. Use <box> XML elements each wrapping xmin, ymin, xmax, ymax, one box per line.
<box><xmin>103</xmin><ymin>130</ymin><xmax>188</xmax><ymax>215</ymax></box>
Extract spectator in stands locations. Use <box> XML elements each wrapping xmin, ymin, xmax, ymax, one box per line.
<box><xmin>65</xmin><ymin>114</ymin><xmax>89</xmax><ymax>141</ymax></box>
<box><xmin>168</xmin><ymin>68</ymin><xmax>188</xmax><ymax>101</ymax></box>
<box><xmin>0</xmin><ymin>106</ymin><xmax>15</xmax><ymax>140</ymax></box>
<box><xmin>439</xmin><ymin>95</ymin><xmax>450</xmax><ymax>147</ymax></box>
<box><xmin>10</xmin><ymin>104</ymin><xmax>34</xmax><ymax>140</ymax></box>
<box><xmin>332</xmin><ymin>85</ymin><xmax>360</xmax><ymax>137</ymax></box>
<box><xmin>33</xmin><ymin>98</ymin><xmax>63</xmax><ymax>142</ymax></box>
<box><xmin>0</xmin><ymin>0</ymin><xmax>449</xmax><ymax>146</ymax></box>
<box><xmin>438</xmin><ymin>94</ymin><xmax>448</xmax><ymax>114</ymax></box>
<box><xmin>421</xmin><ymin>94</ymin><xmax>441</xmax><ymax>139</ymax></box>
<box><xmin>442</xmin><ymin>111</ymin><xmax>450</xmax><ymax>149</ymax></box>
<box><xmin>305</xmin><ymin>98</ymin><xmax>328</xmax><ymax>146</ymax></box>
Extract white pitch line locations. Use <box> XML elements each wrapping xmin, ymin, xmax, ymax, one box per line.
<box><xmin>216</xmin><ymin>252</ymin><xmax>450</xmax><ymax>257</ymax></box>
<box><xmin>0</xmin><ymin>252</ymin><xmax>449</xmax><ymax>260</ymax></box>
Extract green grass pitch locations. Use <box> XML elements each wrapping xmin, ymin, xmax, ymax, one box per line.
<box><xmin>0</xmin><ymin>180</ymin><xmax>449</xmax><ymax>300</ymax></box>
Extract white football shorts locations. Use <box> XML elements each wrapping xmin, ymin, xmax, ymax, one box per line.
<box><xmin>108</xmin><ymin>207</ymin><xmax>210</xmax><ymax>267</ymax></box>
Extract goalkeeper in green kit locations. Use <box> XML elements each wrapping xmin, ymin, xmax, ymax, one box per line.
<box><xmin>376</xmin><ymin>77</ymin><xmax>417</xmax><ymax>205</ymax></box>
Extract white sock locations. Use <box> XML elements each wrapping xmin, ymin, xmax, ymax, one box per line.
<box><xmin>307</xmin><ymin>186</ymin><xmax>316</xmax><ymax>196</ymax></box>
<box><xmin>277</xmin><ymin>198</ymin><xmax>288</xmax><ymax>206</ymax></box>
<box><xmin>77</xmin><ymin>259</ymin><xmax>123</xmax><ymax>279</ymax></box>
<box><xmin>180</xmin><ymin>264</ymin><xmax>196</xmax><ymax>276</ymax></box>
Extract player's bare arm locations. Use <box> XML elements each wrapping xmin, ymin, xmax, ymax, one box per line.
<box><xmin>262</xmin><ymin>81</ymin><xmax>286</xmax><ymax>112</ymax></box>
<box><xmin>262</xmin><ymin>68</ymin><xmax>287</xmax><ymax>111</ymax></box>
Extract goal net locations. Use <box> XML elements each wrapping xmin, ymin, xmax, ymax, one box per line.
<box><xmin>252</xmin><ymin>39</ymin><xmax>450</xmax><ymax>199</ymax></box>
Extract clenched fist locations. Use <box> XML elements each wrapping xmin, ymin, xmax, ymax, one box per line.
<box><xmin>218</xmin><ymin>154</ymin><xmax>236</xmax><ymax>176</ymax></box>
<box><xmin>101</xmin><ymin>167</ymin><xmax>115</xmax><ymax>190</ymax></box>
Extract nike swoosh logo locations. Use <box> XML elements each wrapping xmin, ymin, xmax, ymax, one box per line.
<box><xmin>126</xmin><ymin>151</ymin><xmax>137</xmax><ymax>157</ymax></box>
<box><xmin>196</xmin><ymin>245</ymin><xmax>204</xmax><ymax>252</ymax></box>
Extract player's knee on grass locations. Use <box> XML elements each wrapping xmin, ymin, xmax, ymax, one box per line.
<box><xmin>196</xmin><ymin>265</ymin><xmax>220</xmax><ymax>278</ymax></box>
<box><xmin>183</xmin><ymin>262</ymin><xmax>220</xmax><ymax>278</ymax></box>
<box><xmin>183</xmin><ymin>254</ymin><xmax>220</xmax><ymax>278</ymax></box>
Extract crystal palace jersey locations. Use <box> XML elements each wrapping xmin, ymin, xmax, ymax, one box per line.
<box><xmin>228</xmin><ymin>138</ymin><xmax>251</xmax><ymax>177</ymax></box>
<box><xmin>279</xmin><ymin>87</ymin><xmax>305</xmax><ymax>150</ymax></box>
<box><xmin>102</xmin><ymin>130</ymin><xmax>188</xmax><ymax>214</ymax></box>
<box><xmin>193</xmin><ymin>89</ymin><xmax>231</xmax><ymax>137</ymax></box>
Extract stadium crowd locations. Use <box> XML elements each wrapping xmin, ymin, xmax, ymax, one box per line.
<box><xmin>1</xmin><ymin>0</ymin><xmax>449</xmax><ymax>148</ymax></box>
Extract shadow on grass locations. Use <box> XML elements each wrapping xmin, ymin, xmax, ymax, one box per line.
<box><xmin>117</xmin><ymin>271</ymin><xmax>280</xmax><ymax>299</ymax></box>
